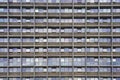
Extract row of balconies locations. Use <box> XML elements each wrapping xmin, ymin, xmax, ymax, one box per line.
<box><xmin>0</xmin><ymin>72</ymin><xmax>119</xmax><ymax>77</ymax></box>
<box><xmin>0</xmin><ymin>33</ymin><xmax>119</xmax><ymax>37</ymax></box>
<box><xmin>0</xmin><ymin>23</ymin><xmax>119</xmax><ymax>27</ymax></box>
<box><xmin>0</xmin><ymin>2</ymin><xmax>120</xmax><ymax>7</ymax></box>
<box><xmin>0</xmin><ymin>13</ymin><xmax>120</xmax><ymax>17</ymax></box>
<box><xmin>0</xmin><ymin>65</ymin><xmax>120</xmax><ymax>68</ymax></box>
<box><xmin>0</xmin><ymin>42</ymin><xmax>119</xmax><ymax>47</ymax></box>
<box><xmin>0</xmin><ymin>52</ymin><xmax>119</xmax><ymax>57</ymax></box>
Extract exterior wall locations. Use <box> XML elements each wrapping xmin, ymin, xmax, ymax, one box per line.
<box><xmin>0</xmin><ymin>0</ymin><xmax>120</xmax><ymax>80</ymax></box>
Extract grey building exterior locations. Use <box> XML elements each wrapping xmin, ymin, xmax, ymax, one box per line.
<box><xmin>0</xmin><ymin>0</ymin><xmax>120</xmax><ymax>80</ymax></box>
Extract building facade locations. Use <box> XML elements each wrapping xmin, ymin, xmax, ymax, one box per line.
<box><xmin>0</xmin><ymin>0</ymin><xmax>120</xmax><ymax>80</ymax></box>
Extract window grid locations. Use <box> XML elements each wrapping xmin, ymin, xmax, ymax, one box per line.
<box><xmin>0</xmin><ymin>0</ymin><xmax>119</xmax><ymax>79</ymax></box>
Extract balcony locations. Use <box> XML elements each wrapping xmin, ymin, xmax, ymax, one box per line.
<box><xmin>22</xmin><ymin>32</ymin><xmax>34</xmax><ymax>36</ymax></box>
<box><xmin>0</xmin><ymin>2</ymin><xmax>7</xmax><ymax>7</ymax></box>
<box><xmin>9</xmin><ymin>72</ymin><xmax>21</xmax><ymax>77</ymax></box>
<box><xmin>35</xmin><ymin>13</ymin><xmax>47</xmax><ymax>17</ymax></box>
<box><xmin>9</xmin><ymin>22</ymin><xmax>21</xmax><ymax>26</ymax></box>
<box><xmin>87</xmin><ymin>42</ymin><xmax>98</xmax><ymax>46</ymax></box>
<box><xmin>99</xmin><ymin>52</ymin><xmax>111</xmax><ymax>56</ymax></box>
<box><xmin>0</xmin><ymin>43</ymin><xmax>7</xmax><ymax>47</ymax></box>
<box><xmin>9</xmin><ymin>12</ymin><xmax>21</xmax><ymax>16</ymax></box>
<box><xmin>113</xmin><ymin>12</ymin><xmax>120</xmax><ymax>16</ymax></box>
<box><xmin>22</xmin><ymin>2</ymin><xmax>34</xmax><ymax>7</ymax></box>
<box><xmin>35</xmin><ymin>52</ymin><xmax>47</xmax><ymax>56</ymax></box>
<box><xmin>113</xmin><ymin>72</ymin><xmax>120</xmax><ymax>77</ymax></box>
<box><xmin>48</xmin><ymin>33</ymin><xmax>59</xmax><ymax>37</ymax></box>
<box><xmin>0</xmin><ymin>22</ymin><xmax>7</xmax><ymax>26</ymax></box>
<box><xmin>22</xmin><ymin>52</ymin><xmax>35</xmax><ymax>57</ymax></box>
<box><xmin>35</xmin><ymin>3</ymin><xmax>47</xmax><ymax>7</ymax></box>
<box><xmin>87</xmin><ymin>32</ymin><xmax>98</xmax><ymax>36</ymax></box>
<box><xmin>22</xmin><ymin>42</ymin><xmax>34</xmax><ymax>46</ymax></box>
<box><xmin>113</xmin><ymin>42</ymin><xmax>120</xmax><ymax>46</ymax></box>
<box><xmin>113</xmin><ymin>52</ymin><xmax>120</xmax><ymax>56</ymax></box>
<box><xmin>1</xmin><ymin>22</ymin><xmax>119</xmax><ymax>27</ymax></box>
<box><xmin>100</xmin><ymin>32</ymin><xmax>111</xmax><ymax>35</ymax></box>
<box><xmin>113</xmin><ymin>22</ymin><xmax>120</xmax><ymax>25</ymax></box>
<box><xmin>9</xmin><ymin>2</ymin><xmax>21</xmax><ymax>7</ymax></box>
<box><xmin>9</xmin><ymin>52</ymin><xmax>21</xmax><ymax>57</ymax></box>
<box><xmin>113</xmin><ymin>2</ymin><xmax>120</xmax><ymax>5</ymax></box>
<box><xmin>87</xmin><ymin>13</ymin><xmax>98</xmax><ymax>17</ymax></box>
<box><xmin>86</xmin><ymin>52</ymin><xmax>99</xmax><ymax>56</ymax></box>
<box><xmin>0</xmin><ymin>52</ymin><xmax>7</xmax><ymax>57</ymax></box>
<box><xmin>9</xmin><ymin>32</ymin><xmax>21</xmax><ymax>35</ymax></box>
<box><xmin>22</xmin><ymin>13</ymin><xmax>34</xmax><ymax>16</ymax></box>
<box><xmin>113</xmin><ymin>32</ymin><xmax>120</xmax><ymax>35</ymax></box>
<box><xmin>99</xmin><ymin>72</ymin><xmax>112</xmax><ymax>76</ymax></box>
<box><xmin>0</xmin><ymin>12</ymin><xmax>7</xmax><ymax>16</ymax></box>
<box><xmin>99</xmin><ymin>42</ymin><xmax>111</xmax><ymax>46</ymax></box>
<box><xmin>35</xmin><ymin>42</ymin><xmax>47</xmax><ymax>47</ymax></box>
<box><xmin>0</xmin><ymin>72</ymin><xmax>119</xmax><ymax>77</ymax></box>
<box><xmin>0</xmin><ymin>32</ymin><xmax>7</xmax><ymax>37</ymax></box>
<box><xmin>9</xmin><ymin>42</ymin><xmax>21</xmax><ymax>47</ymax></box>
<box><xmin>0</xmin><ymin>72</ymin><xmax>7</xmax><ymax>77</ymax></box>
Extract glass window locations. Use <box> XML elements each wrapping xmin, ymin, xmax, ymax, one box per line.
<box><xmin>9</xmin><ymin>0</ymin><xmax>21</xmax><ymax>2</ymax></box>
<box><xmin>9</xmin><ymin>8</ymin><xmax>20</xmax><ymax>13</ymax></box>
<box><xmin>0</xmin><ymin>28</ymin><xmax>7</xmax><ymax>32</ymax></box>
<box><xmin>22</xmin><ymin>68</ymin><xmax>34</xmax><ymax>72</ymax></box>
<box><xmin>48</xmin><ymin>58</ymin><xmax>59</xmax><ymax>66</ymax></box>
<box><xmin>73</xmin><ymin>0</ymin><xmax>85</xmax><ymax>3</ymax></box>
<box><xmin>86</xmin><ymin>48</ymin><xmax>98</xmax><ymax>52</ymax></box>
<box><xmin>87</xmin><ymin>0</ymin><xmax>95</xmax><ymax>3</ymax></box>
<box><xmin>100</xmin><ymin>9</ymin><xmax>111</xmax><ymax>13</ymax></box>
<box><xmin>99</xmin><ymin>48</ymin><xmax>111</xmax><ymax>52</ymax></box>
<box><xmin>112</xmin><ymin>68</ymin><xmax>120</xmax><ymax>72</ymax></box>
<box><xmin>86</xmin><ymin>68</ymin><xmax>98</xmax><ymax>72</ymax></box>
<box><xmin>9</xmin><ymin>48</ymin><xmax>21</xmax><ymax>52</ymax></box>
<box><xmin>35</xmin><ymin>0</ymin><xmax>46</xmax><ymax>3</ymax></box>
<box><xmin>22</xmin><ymin>0</ymin><xmax>34</xmax><ymax>2</ymax></box>
<box><xmin>74</xmin><ymin>68</ymin><xmax>85</xmax><ymax>72</ymax></box>
<box><xmin>61</xmin><ymin>58</ymin><xmax>72</xmax><ymax>66</ymax></box>
<box><xmin>22</xmin><ymin>38</ymin><xmax>34</xmax><ymax>42</ymax></box>
<box><xmin>0</xmin><ymin>8</ymin><xmax>7</xmax><ymax>12</ymax></box>
<box><xmin>0</xmin><ymin>68</ymin><xmax>7</xmax><ymax>72</ymax></box>
<box><xmin>61</xmin><ymin>0</ymin><xmax>72</xmax><ymax>3</ymax></box>
<box><xmin>9</xmin><ymin>38</ymin><xmax>21</xmax><ymax>42</ymax></box>
<box><xmin>48</xmin><ymin>0</ymin><xmax>60</xmax><ymax>3</ymax></box>
<box><xmin>0</xmin><ymin>48</ymin><xmax>8</xmax><ymax>52</ymax></box>
<box><xmin>0</xmin><ymin>0</ymin><xmax>7</xmax><ymax>2</ymax></box>
<box><xmin>99</xmin><ymin>0</ymin><xmax>111</xmax><ymax>3</ymax></box>
<box><xmin>22</xmin><ymin>58</ymin><xmax>34</xmax><ymax>66</ymax></box>
<box><xmin>74</xmin><ymin>58</ymin><xmax>85</xmax><ymax>66</ymax></box>
<box><xmin>9</xmin><ymin>78</ymin><xmax>21</xmax><ymax>80</ymax></box>
<box><xmin>86</xmin><ymin>58</ymin><xmax>98</xmax><ymax>66</ymax></box>
<box><xmin>61</xmin><ymin>68</ymin><xmax>72</xmax><ymax>72</ymax></box>
<box><xmin>9</xmin><ymin>58</ymin><xmax>21</xmax><ymax>66</ymax></box>
<box><xmin>9</xmin><ymin>68</ymin><xmax>21</xmax><ymax>72</ymax></box>
<box><xmin>0</xmin><ymin>58</ymin><xmax>8</xmax><ymax>66</ymax></box>
<box><xmin>99</xmin><ymin>68</ymin><xmax>111</xmax><ymax>72</ymax></box>
<box><xmin>9</xmin><ymin>28</ymin><xmax>21</xmax><ymax>32</ymax></box>
<box><xmin>0</xmin><ymin>38</ymin><xmax>8</xmax><ymax>42</ymax></box>
<box><xmin>0</xmin><ymin>18</ymin><xmax>7</xmax><ymax>22</ymax></box>
<box><xmin>99</xmin><ymin>58</ymin><xmax>111</xmax><ymax>66</ymax></box>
